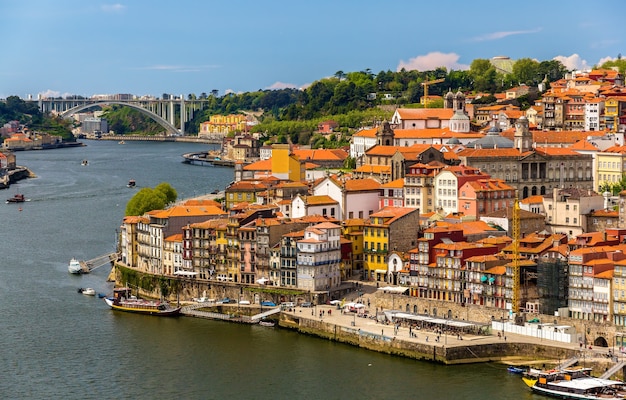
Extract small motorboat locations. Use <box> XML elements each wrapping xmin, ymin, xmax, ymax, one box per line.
<box><xmin>127</xmin><ymin>179</ymin><xmax>136</xmax><ymax>188</ymax></box>
<box><xmin>118</xmin><ymin>140</ymin><xmax>125</xmax><ymax>145</ymax></box>
<box><xmin>81</xmin><ymin>159</ymin><xmax>88</xmax><ymax>166</ymax></box>
<box><xmin>507</xmin><ymin>366</ymin><xmax>526</xmax><ymax>374</ymax></box>
<box><xmin>259</xmin><ymin>320</ymin><xmax>275</xmax><ymax>327</ymax></box>
<box><xmin>6</xmin><ymin>194</ymin><xmax>26</xmax><ymax>203</ymax></box>
<box><xmin>68</xmin><ymin>258</ymin><xmax>83</xmax><ymax>274</ymax></box>
<box><xmin>78</xmin><ymin>288</ymin><xmax>96</xmax><ymax>296</ymax></box>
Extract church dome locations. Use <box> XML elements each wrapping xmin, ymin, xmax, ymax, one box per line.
<box><xmin>467</xmin><ymin>127</ymin><xmax>514</xmax><ymax>149</ymax></box>
<box><xmin>447</xmin><ymin>137</ymin><xmax>461</xmax><ymax>145</ymax></box>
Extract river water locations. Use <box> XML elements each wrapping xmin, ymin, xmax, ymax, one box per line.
<box><xmin>0</xmin><ymin>140</ymin><xmax>540</xmax><ymax>399</ymax></box>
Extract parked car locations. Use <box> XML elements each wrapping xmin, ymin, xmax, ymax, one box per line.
<box><xmin>261</xmin><ymin>301</ymin><xmax>276</xmax><ymax>307</ymax></box>
<box><xmin>280</xmin><ymin>302</ymin><xmax>295</xmax><ymax>309</ymax></box>
<box><xmin>300</xmin><ymin>302</ymin><xmax>313</xmax><ymax>308</ymax></box>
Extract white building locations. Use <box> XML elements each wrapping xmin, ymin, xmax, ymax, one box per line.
<box><xmin>296</xmin><ymin>222</ymin><xmax>342</xmax><ymax>291</ymax></box>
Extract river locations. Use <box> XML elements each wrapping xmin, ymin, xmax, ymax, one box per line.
<box><xmin>0</xmin><ymin>140</ymin><xmax>540</xmax><ymax>399</ymax></box>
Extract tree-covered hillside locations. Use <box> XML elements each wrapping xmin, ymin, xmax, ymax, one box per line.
<box><xmin>0</xmin><ymin>96</ymin><xmax>74</xmax><ymax>140</ymax></box>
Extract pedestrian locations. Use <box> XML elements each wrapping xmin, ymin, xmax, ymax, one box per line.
<box><xmin>328</xmin><ymin>309</ymin><xmax>331</xmax><ymax>316</ymax></box>
<box><xmin>367</xmin><ymin>299</ymin><xmax>370</xmax><ymax>307</ymax></box>
<box><xmin>426</xmin><ymin>336</ymin><xmax>429</xmax><ymax>342</ymax></box>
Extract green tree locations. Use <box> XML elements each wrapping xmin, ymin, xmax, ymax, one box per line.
<box><xmin>469</xmin><ymin>59</ymin><xmax>497</xmax><ymax>93</ymax></box>
<box><xmin>125</xmin><ymin>186</ymin><xmax>173</xmax><ymax>216</ymax></box>
<box><xmin>600</xmin><ymin>57</ymin><xmax>626</xmax><ymax>75</ymax></box>
<box><xmin>155</xmin><ymin>182</ymin><xmax>177</xmax><ymax>204</ymax></box>
<box><xmin>512</xmin><ymin>58</ymin><xmax>540</xmax><ymax>85</ymax></box>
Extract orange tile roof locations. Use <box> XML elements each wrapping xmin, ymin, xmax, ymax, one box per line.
<box><xmin>292</xmin><ymin>148</ymin><xmax>348</xmax><ymax>161</ymax></box>
<box><xmin>302</xmin><ymin>195</ymin><xmax>338</xmax><ymax>205</ymax></box>
<box><xmin>520</xmin><ymin>195</ymin><xmax>544</xmax><ymax>204</ymax></box>
<box><xmin>344</xmin><ymin>178</ymin><xmax>382</xmax><ymax>191</ymax></box>
<box><xmin>485</xmin><ymin>266</ymin><xmax>507</xmax><ymax>275</ymax></box>
<box><xmin>244</xmin><ymin>159</ymin><xmax>272</xmax><ymax>171</ymax></box>
<box><xmin>353</xmin><ymin>127</ymin><xmax>378</xmax><ymax>138</ymax></box>
<box><xmin>603</xmin><ymin>145</ymin><xmax>626</xmax><ymax>154</ymax></box>
<box><xmin>183</xmin><ymin>199</ymin><xmax>222</xmax><ymax>207</ymax></box>
<box><xmin>595</xmin><ymin>269</ymin><xmax>614</xmax><ymax>279</ymax></box>
<box><xmin>395</xmin><ymin>108</ymin><xmax>455</xmax><ymax>120</ymax></box>
<box><xmin>534</xmin><ymin>147</ymin><xmax>581</xmax><ymax>156</ymax></box>
<box><xmin>570</xmin><ymin>139</ymin><xmax>600</xmax><ymax>151</ymax></box>
<box><xmin>149</xmin><ymin>204</ymin><xmax>227</xmax><ymax>218</ymax></box>
<box><xmin>381</xmin><ymin>178</ymin><xmax>405</xmax><ymax>189</ymax></box>
<box><xmin>354</xmin><ymin>164</ymin><xmax>391</xmax><ymax>174</ymax></box>
<box><xmin>165</xmin><ymin>233</ymin><xmax>183</xmax><ymax>242</ymax></box>
<box><xmin>457</xmin><ymin>148</ymin><xmax>522</xmax><ymax>158</ymax></box>
<box><xmin>368</xmin><ymin>206</ymin><xmax>417</xmax><ymax>225</ymax></box>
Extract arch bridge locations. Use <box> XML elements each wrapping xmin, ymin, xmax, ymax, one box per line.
<box><xmin>35</xmin><ymin>98</ymin><xmax>211</xmax><ymax>135</ymax></box>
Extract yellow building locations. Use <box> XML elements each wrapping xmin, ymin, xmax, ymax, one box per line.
<box><xmin>605</xmin><ymin>98</ymin><xmax>620</xmax><ymax>132</ymax></box>
<box><xmin>597</xmin><ymin>145</ymin><xmax>626</xmax><ymax>190</ymax></box>
<box><xmin>341</xmin><ymin>218</ymin><xmax>366</xmax><ymax>277</ymax></box>
<box><xmin>363</xmin><ymin>207</ymin><xmax>420</xmax><ymax>282</ymax></box>
<box><xmin>271</xmin><ymin>144</ymin><xmax>305</xmax><ymax>182</ymax></box>
<box><xmin>224</xmin><ymin>181</ymin><xmax>267</xmax><ymax>210</ymax></box>
<box><xmin>199</xmin><ymin>114</ymin><xmax>247</xmax><ymax>137</ymax></box>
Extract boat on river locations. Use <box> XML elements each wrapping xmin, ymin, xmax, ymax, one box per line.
<box><xmin>78</xmin><ymin>287</ymin><xmax>96</xmax><ymax>296</ymax></box>
<box><xmin>522</xmin><ymin>366</ymin><xmax>626</xmax><ymax>399</ymax></box>
<box><xmin>127</xmin><ymin>179</ymin><xmax>136</xmax><ymax>188</ymax></box>
<box><xmin>68</xmin><ymin>258</ymin><xmax>83</xmax><ymax>274</ymax></box>
<box><xmin>103</xmin><ymin>287</ymin><xmax>181</xmax><ymax>316</ymax></box>
<box><xmin>6</xmin><ymin>194</ymin><xmax>26</xmax><ymax>203</ymax></box>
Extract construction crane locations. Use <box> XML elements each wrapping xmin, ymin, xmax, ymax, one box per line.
<box><xmin>511</xmin><ymin>194</ymin><xmax>521</xmax><ymax>314</ymax></box>
<box><xmin>421</xmin><ymin>78</ymin><xmax>445</xmax><ymax>106</ymax></box>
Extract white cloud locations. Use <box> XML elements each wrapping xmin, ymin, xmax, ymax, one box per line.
<box><xmin>471</xmin><ymin>28</ymin><xmax>542</xmax><ymax>42</ymax></box>
<box><xmin>38</xmin><ymin>89</ymin><xmax>61</xmax><ymax>98</ymax></box>
<box><xmin>598</xmin><ymin>56</ymin><xmax>617</xmax><ymax>65</ymax></box>
<box><xmin>101</xmin><ymin>4</ymin><xmax>126</xmax><ymax>13</ymax></box>
<box><xmin>266</xmin><ymin>81</ymin><xmax>298</xmax><ymax>90</ymax></box>
<box><xmin>553</xmin><ymin>54</ymin><xmax>590</xmax><ymax>71</ymax></box>
<box><xmin>397</xmin><ymin>52</ymin><xmax>469</xmax><ymax>72</ymax></box>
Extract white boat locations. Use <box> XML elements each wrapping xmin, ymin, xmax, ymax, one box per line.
<box><xmin>79</xmin><ymin>288</ymin><xmax>96</xmax><ymax>296</ymax></box>
<box><xmin>259</xmin><ymin>320</ymin><xmax>275</xmax><ymax>327</ymax></box>
<box><xmin>68</xmin><ymin>258</ymin><xmax>83</xmax><ymax>274</ymax></box>
<box><xmin>522</xmin><ymin>366</ymin><xmax>626</xmax><ymax>399</ymax></box>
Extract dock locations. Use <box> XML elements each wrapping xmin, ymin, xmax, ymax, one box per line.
<box><xmin>78</xmin><ymin>252</ymin><xmax>118</xmax><ymax>273</ymax></box>
<box><xmin>181</xmin><ymin>152</ymin><xmax>236</xmax><ymax>167</ymax></box>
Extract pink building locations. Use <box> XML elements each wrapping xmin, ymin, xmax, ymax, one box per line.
<box><xmin>458</xmin><ymin>178</ymin><xmax>514</xmax><ymax>218</ymax></box>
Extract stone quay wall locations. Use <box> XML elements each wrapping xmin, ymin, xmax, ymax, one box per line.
<box><xmin>279</xmin><ymin>312</ymin><xmax>580</xmax><ymax>365</ymax></box>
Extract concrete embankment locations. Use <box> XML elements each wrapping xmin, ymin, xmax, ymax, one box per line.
<box><xmin>278</xmin><ymin>309</ymin><xmax>579</xmax><ymax>365</ymax></box>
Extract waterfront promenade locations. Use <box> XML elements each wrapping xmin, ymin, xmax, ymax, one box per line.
<box><xmin>275</xmin><ymin>285</ymin><xmax>623</xmax><ymax>375</ymax></box>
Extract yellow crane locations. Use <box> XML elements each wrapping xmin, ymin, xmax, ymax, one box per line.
<box><xmin>511</xmin><ymin>194</ymin><xmax>521</xmax><ymax>314</ymax></box>
<box><xmin>421</xmin><ymin>78</ymin><xmax>445</xmax><ymax>106</ymax></box>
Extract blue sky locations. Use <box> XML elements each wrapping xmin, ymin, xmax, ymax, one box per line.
<box><xmin>1</xmin><ymin>0</ymin><xmax>623</xmax><ymax>99</ymax></box>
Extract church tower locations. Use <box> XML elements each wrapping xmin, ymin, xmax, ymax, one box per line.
<box><xmin>514</xmin><ymin>116</ymin><xmax>532</xmax><ymax>152</ymax></box>
<box><xmin>376</xmin><ymin>121</ymin><xmax>395</xmax><ymax>146</ymax></box>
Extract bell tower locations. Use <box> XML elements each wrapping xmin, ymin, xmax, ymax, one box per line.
<box><xmin>376</xmin><ymin>121</ymin><xmax>395</xmax><ymax>146</ymax></box>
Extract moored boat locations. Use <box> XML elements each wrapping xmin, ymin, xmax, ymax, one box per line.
<box><xmin>507</xmin><ymin>366</ymin><xmax>526</xmax><ymax>374</ymax></box>
<box><xmin>103</xmin><ymin>287</ymin><xmax>181</xmax><ymax>316</ymax></box>
<box><xmin>522</xmin><ymin>366</ymin><xmax>626</xmax><ymax>399</ymax></box>
<box><xmin>68</xmin><ymin>258</ymin><xmax>83</xmax><ymax>274</ymax></box>
<box><xmin>127</xmin><ymin>179</ymin><xmax>136</xmax><ymax>188</ymax></box>
<box><xmin>78</xmin><ymin>287</ymin><xmax>96</xmax><ymax>296</ymax></box>
<box><xmin>259</xmin><ymin>320</ymin><xmax>275</xmax><ymax>327</ymax></box>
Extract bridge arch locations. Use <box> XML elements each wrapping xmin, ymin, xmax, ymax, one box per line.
<box><xmin>60</xmin><ymin>101</ymin><xmax>179</xmax><ymax>135</ymax></box>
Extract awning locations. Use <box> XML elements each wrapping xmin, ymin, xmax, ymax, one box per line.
<box><xmin>374</xmin><ymin>269</ymin><xmax>388</xmax><ymax>274</ymax></box>
<box><xmin>377</xmin><ymin>286</ymin><xmax>409</xmax><ymax>294</ymax></box>
<box><xmin>256</xmin><ymin>277</ymin><xmax>269</xmax><ymax>284</ymax></box>
<box><xmin>174</xmin><ymin>270</ymin><xmax>198</xmax><ymax>276</ymax></box>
